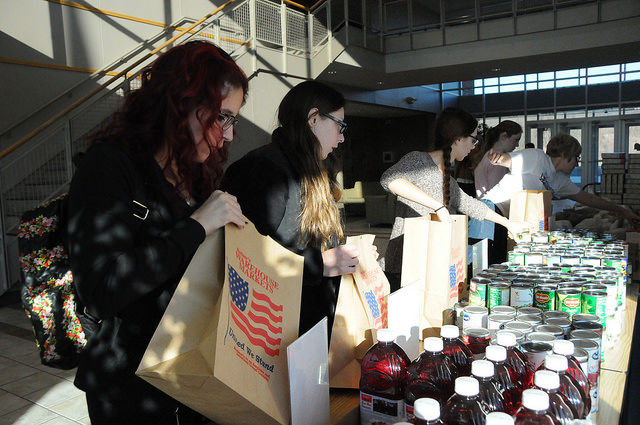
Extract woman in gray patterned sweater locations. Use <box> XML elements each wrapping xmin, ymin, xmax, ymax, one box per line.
<box><xmin>380</xmin><ymin>108</ymin><xmax>525</xmax><ymax>289</ymax></box>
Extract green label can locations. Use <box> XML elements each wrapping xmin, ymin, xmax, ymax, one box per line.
<box><xmin>469</xmin><ymin>277</ymin><xmax>489</xmax><ymax>307</ymax></box>
<box><xmin>508</xmin><ymin>251</ymin><xmax>526</xmax><ymax>266</ymax></box>
<box><xmin>488</xmin><ymin>283</ymin><xmax>510</xmax><ymax>311</ymax></box>
<box><xmin>534</xmin><ymin>284</ymin><xmax>556</xmax><ymax>311</ymax></box>
<box><xmin>556</xmin><ymin>289</ymin><xmax>582</xmax><ymax>316</ymax></box>
<box><xmin>582</xmin><ymin>289</ymin><xmax>607</xmax><ymax>328</ymax></box>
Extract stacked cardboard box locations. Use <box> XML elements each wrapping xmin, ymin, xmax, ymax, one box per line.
<box><xmin>625</xmin><ymin>153</ymin><xmax>640</xmax><ymax>210</ymax></box>
<box><xmin>601</xmin><ymin>152</ymin><xmax>625</xmax><ymax>203</ymax></box>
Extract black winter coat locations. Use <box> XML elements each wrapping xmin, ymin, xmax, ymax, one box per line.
<box><xmin>67</xmin><ymin>143</ymin><xmax>205</xmax><ymax>406</ymax></box>
<box><xmin>221</xmin><ymin>142</ymin><xmax>341</xmax><ymax>336</ymax></box>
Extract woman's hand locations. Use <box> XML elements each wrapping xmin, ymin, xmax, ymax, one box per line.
<box><xmin>190</xmin><ymin>190</ymin><xmax>245</xmax><ymax>236</ymax></box>
<box><xmin>322</xmin><ymin>244</ymin><xmax>360</xmax><ymax>277</ymax></box>
<box><xmin>370</xmin><ymin>244</ymin><xmax>379</xmax><ymax>261</ymax></box>
<box><xmin>506</xmin><ymin>220</ymin><xmax>530</xmax><ymax>239</ymax></box>
<box><xmin>488</xmin><ymin>149</ymin><xmax>512</xmax><ymax>168</ymax></box>
<box><xmin>436</xmin><ymin>206</ymin><xmax>451</xmax><ymax>223</ymax></box>
<box><xmin>616</xmin><ymin>205</ymin><xmax>640</xmax><ymax>223</ymax></box>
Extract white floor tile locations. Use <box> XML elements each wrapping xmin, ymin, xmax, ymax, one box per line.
<box><xmin>24</xmin><ymin>380</ymin><xmax>84</xmax><ymax>408</ymax></box>
<box><xmin>1</xmin><ymin>371</ymin><xmax>67</xmax><ymax>397</ymax></box>
<box><xmin>0</xmin><ymin>403</ymin><xmax>59</xmax><ymax>425</ymax></box>
<box><xmin>0</xmin><ymin>388</ymin><xmax>31</xmax><ymax>416</ymax></box>
<box><xmin>41</xmin><ymin>416</ymin><xmax>81</xmax><ymax>425</ymax></box>
<box><xmin>49</xmin><ymin>394</ymin><xmax>88</xmax><ymax>421</ymax></box>
<box><xmin>0</xmin><ymin>359</ymin><xmax>40</xmax><ymax>386</ymax></box>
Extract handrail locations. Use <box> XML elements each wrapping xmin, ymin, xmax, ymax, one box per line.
<box><xmin>309</xmin><ymin>0</ymin><xmax>326</xmax><ymax>13</ymax></box>
<box><xmin>0</xmin><ymin>0</ymin><xmax>239</xmax><ymax>161</ymax></box>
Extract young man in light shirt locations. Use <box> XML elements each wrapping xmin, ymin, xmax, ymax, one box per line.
<box><xmin>482</xmin><ymin>133</ymin><xmax>640</xmax><ymax>222</ymax></box>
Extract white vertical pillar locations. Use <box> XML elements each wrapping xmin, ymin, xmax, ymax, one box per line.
<box><xmin>281</xmin><ymin>2</ymin><xmax>288</xmax><ymax>73</ymax></box>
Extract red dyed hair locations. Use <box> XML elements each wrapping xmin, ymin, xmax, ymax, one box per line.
<box><xmin>91</xmin><ymin>41</ymin><xmax>248</xmax><ymax>201</ymax></box>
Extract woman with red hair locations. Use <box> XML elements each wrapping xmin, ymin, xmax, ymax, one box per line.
<box><xmin>66</xmin><ymin>41</ymin><xmax>248</xmax><ymax>424</ymax></box>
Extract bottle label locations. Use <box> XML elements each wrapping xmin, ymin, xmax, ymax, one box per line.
<box><xmin>359</xmin><ymin>392</ymin><xmax>404</xmax><ymax>425</ymax></box>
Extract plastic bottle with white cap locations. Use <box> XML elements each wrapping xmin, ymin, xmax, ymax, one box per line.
<box><xmin>534</xmin><ymin>370</ymin><xmax>575</xmax><ymax>425</ymax></box>
<box><xmin>441</xmin><ymin>377</ymin><xmax>486</xmax><ymax>425</ymax></box>
<box><xmin>410</xmin><ymin>397</ymin><xmax>444</xmax><ymax>425</ymax></box>
<box><xmin>549</xmin><ymin>339</ymin><xmax>591</xmax><ymax>414</ymax></box>
<box><xmin>496</xmin><ymin>331</ymin><xmax>531</xmax><ymax>392</ymax></box>
<box><xmin>484</xmin><ymin>345</ymin><xmax>518</xmax><ymax>415</ymax></box>
<box><xmin>485</xmin><ymin>412</ymin><xmax>515</xmax><ymax>425</ymax></box>
<box><xmin>472</xmin><ymin>359</ymin><xmax>506</xmax><ymax>414</ymax></box>
<box><xmin>539</xmin><ymin>354</ymin><xmax>587</xmax><ymax>419</ymax></box>
<box><xmin>360</xmin><ymin>329</ymin><xmax>411</xmax><ymax>425</ymax></box>
<box><xmin>404</xmin><ymin>337</ymin><xmax>455</xmax><ymax>420</ymax></box>
<box><xmin>514</xmin><ymin>389</ymin><xmax>554</xmax><ymax>424</ymax></box>
<box><xmin>441</xmin><ymin>325</ymin><xmax>473</xmax><ymax>377</ymax></box>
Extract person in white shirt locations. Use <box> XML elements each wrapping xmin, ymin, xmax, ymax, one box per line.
<box><xmin>474</xmin><ymin>120</ymin><xmax>522</xmax><ymax>198</ymax></box>
<box><xmin>483</xmin><ymin>133</ymin><xmax>640</xmax><ymax>222</ymax></box>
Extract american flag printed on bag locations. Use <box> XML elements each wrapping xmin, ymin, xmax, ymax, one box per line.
<box><xmin>228</xmin><ymin>265</ymin><xmax>283</xmax><ymax>357</ymax></box>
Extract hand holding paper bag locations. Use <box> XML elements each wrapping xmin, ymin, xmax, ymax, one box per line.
<box><xmin>137</xmin><ymin>219</ymin><xmax>304</xmax><ymax>425</ymax></box>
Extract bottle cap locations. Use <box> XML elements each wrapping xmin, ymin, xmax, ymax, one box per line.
<box><xmin>441</xmin><ymin>325</ymin><xmax>460</xmax><ymax>339</ymax></box>
<box><xmin>534</xmin><ymin>370</ymin><xmax>560</xmax><ymax>390</ymax></box>
<box><xmin>552</xmin><ymin>339</ymin><xmax>575</xmax><ymax>356</ymax></box>
<box><xmin>455</xmin><ymin>376</ymin><xmax>479</xmax><ymax>397</ymax></box>
<box><xmin>485</xmin><ymin>345</ymin><xmax>507</xmax><ymax>362</ymax></box>
<box><xmin>485</xmin><ymin>411</ymin><xmax>515</xmax><ymax>425</ymax></box>
<box><xmin>413</xmin><ymin>398</ymin><xmax>440</xmax><ymax>421</ymax></box>
<box><xmin>472</xmin><ymin>360</ymin><xmax>495</xmax><ymax>378</ymax></box>
<box><xmin>496</xmin><ymin>331</ymin><xmax>517</xmax><ymax>347</ymax></box>
<box><xmin>424</xmin><ymin>337</ymin><xmax>444</xmax><ymax>353</ymax></box>
<box><xmin>376</xmin><ymin>329</ymin><xmax>394</xmax><ymax>343</ymax></box>
<box><xmin>544</xmin><ymin>354</ymin><xmax>568</xmax><ymax>372</ymax></box>
<box><xmin>521</xmin><ymin>388</ymin><xmax>550</xmax><ymax>411</ymax></box>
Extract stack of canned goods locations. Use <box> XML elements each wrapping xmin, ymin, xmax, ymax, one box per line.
<box><xmin>464</xmin><ymin>229</ymin><xmax>628</xmax><ymax>334</ymax></box>
<box><xmin>453</xmin><ymin>229</ymin><xmax>630</xmax><ymax>422</ymax></box>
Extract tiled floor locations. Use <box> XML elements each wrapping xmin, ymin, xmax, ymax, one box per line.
<box><xmin>0</xmin><ymin>298</ymin><xmax>90</xmax><ymax>424</ymax></box>
<box><xmin>0</xmin><ymin>215</ymin><xmax>389</xmax><ymax>425</ymax></box>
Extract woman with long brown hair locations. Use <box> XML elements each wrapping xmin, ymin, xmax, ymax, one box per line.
<box><xmin>474</xmin><ymin>120</ymin><xmax>522</xmax><ymax>197</ymax></box>
<box><xmin>66</xmin><ymin>41</ymin><xmax>248</xmax><ymax>424</ymax></box>
<box><xmin>222</xmin><ymin>80</ymin><xmax>373</xmax><ymax>336</ymax></box>
<box><xmin>380</xmin><ymin>108</ymin><xmax>525</xmax><ymax>287</ymax></box>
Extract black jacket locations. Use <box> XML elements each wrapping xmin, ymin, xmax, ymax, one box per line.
<box><xmin>221</xmin><ymin>142</ymin><xmax>340</xmax><ymax>336</ymax></box>
<box><xmin>67</xmin><ymin>143</ymin><xmax>205</xmax><ymax>402</ymax></box>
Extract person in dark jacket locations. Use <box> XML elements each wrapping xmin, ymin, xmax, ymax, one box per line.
<box><xmin>66</xmin><ymin>41</ymin><xmax>248</xmax><ymax>424</ymax></box>
<box><xmin>222</xmin><ymin>80</ymin><xmax>375</xmax><ymax>337</ymax></box>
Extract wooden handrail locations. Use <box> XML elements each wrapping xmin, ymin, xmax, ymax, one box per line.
<box><xmin>309</xmin><ymin>0</ymin><xmax>326</xmax><ymax>12</ymax></box>
<box><xmin>0</xmin><ymin>0</ymin><xmax>238</xmax><ymax>160</ymax></box>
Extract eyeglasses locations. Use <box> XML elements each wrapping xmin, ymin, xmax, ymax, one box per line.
<box><xmin>321</xmin><ymin>113</ymin><xmax>348</xmax><ymax>134</ymax></box>
<box><xmin>217</xmin><ymin>111</ymin><xmax>239</xmax><ymax>131</ymax></box>
<box><xmin>469</xmin><ymin>134</ymin><xmax>481</xmax><ymax>146</ymax></box>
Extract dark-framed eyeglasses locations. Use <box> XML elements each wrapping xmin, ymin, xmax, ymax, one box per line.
<box><xmin>218</xmin><ymin>111</ymin><xmax>239</xmax><ymax>131</ymax></box>
<box><xmin>469</xmin><ymin>134</ymin><xmax>481</xmax><ymax>146</ymax></box>
<box><xmin>321</xmin><ymin>113</ymin><xmax>348</xmax><ymax>134</ymax></box>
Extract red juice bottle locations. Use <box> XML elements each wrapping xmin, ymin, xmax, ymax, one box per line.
<box><xmin>410</xmin><ymin>398</ymin><xmax>444</xmax><ymax>425</ymax></box>
<box><xmin>485</xmin><ymin>412</ymin><xmax>514</xmax><ymax>425</ymax></box>
<box><xmin>538</xmin><ymin>354</ymin><xmax>587</xmax><ymax>419</ymax></box>
<box><xmin>404</xmin><ymin>337</ymin><xmax>455</xmax><ymax>420</ymax></box>
<box><xmin>472</xmin><ymin>359</ymin><xmax>506</xmax><ymax>414</ymax></box>
<box><xmin>360</xmin><ymin>329</ymin><xmax>411</xmax><ymax>425</ymax></box>
<box><xmin>533</xmin><ymin>370</ymin><xmax>575</xmax><ymax>425</ymax></box>
<box><xmin>550</xmin><ymin>340</ymin><xmax>591</xmax><ymax>414</ymax></box>
<box><xmin>441</xmin><ymin>377</ymin><xmax>487</xmax><ymax>425</ymax></box>
<box><xmin>496</xmin><ymin>332</ymin><xmax>531</xmax><ymax>393</ymax></box>
<box><xmin>441</xmin><ymin>325</ymin><xmax>473</xmax><ymax>377</ymax></box>
<box><xmin>514</xmin><ymin>389</ymin><xmax>554</xmax><ymax>425</ymax></box>
<box><xmin>484</xmin><ymin>345</ymin><xmax>518</xmax><ymax>415</ymax></box>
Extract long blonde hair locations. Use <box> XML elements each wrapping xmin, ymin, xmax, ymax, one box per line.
<box><xmin>273</xmin><ymin>81</ymin><xmax>344</xmax><ymax>250</ymax></box>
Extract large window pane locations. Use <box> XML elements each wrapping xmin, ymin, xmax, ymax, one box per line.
<box><xmin>625</xmin><ymin>62</ymin><xmax>640</xmax><ymax>72</ymax></box>
<box><xmin>598</xmin><ymin>127</ymin><xmax>615</xmax><ymax>160</ymax></box>
<box><xmin>588</xmin><ymin>74</ymin><xmax>620</xmax><ymax>85</ymax></box>
<box><xmin>500</xmin><ymin>83</ymin><xmax>524</xmax><ymax>92</ymax></box>
<box><xmin>628</xmin><ymin>125</ymin><xmax>640</xmax><ymax>153</ymax></box>
<box><xmin>588</xmin><ymin>64</ymin><xmax>620</xmax><ymax>76</ymax></box>
<box><xmin>556</xmin><ymin>78</ymin><xmax>579</xmax><ymax>88</ymax></box>
<box><xmin>556</xmin><ymin>69</ymin><xmax>579</xmax><ymax>79</ymax></box>
<box><xmin>501</xmin><ymin>75</ymin><xmax>524</xmax><ymax>84</ymax></box>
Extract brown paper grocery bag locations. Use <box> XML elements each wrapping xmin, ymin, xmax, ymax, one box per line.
<box><xmin>509</xmin><ymin>190</ymin><xmax>553</xmax><ymax>232</ymax></box>
<box><xmin>136</xmin><ymin>219</ymin><xmax>304</xmax><ymax>425</ymax></box>
<box><xmin>328</xmin><ymin>234</ymin><xmax>389</xmax><ymax>389</ymax></box>
<box><xmin>401</xmin><ymin>215</ymin><xmax>468</xmax><ymax>338</ymax></box>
